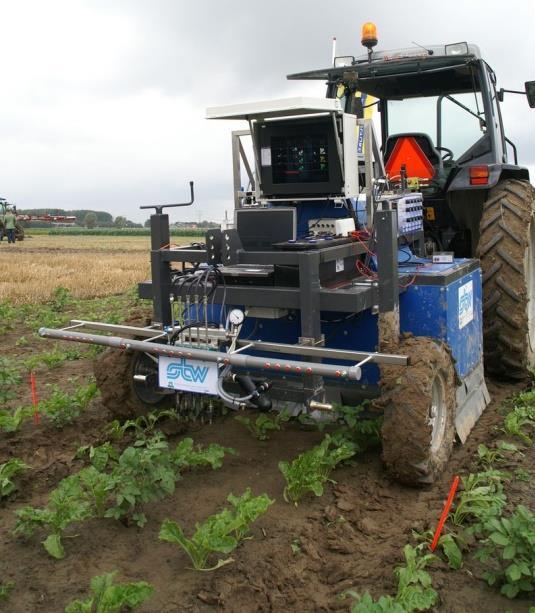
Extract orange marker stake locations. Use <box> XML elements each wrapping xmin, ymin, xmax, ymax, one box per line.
<box><xmin>430</xmin><ymin>475</ymin><xmax>460</xmax><ymax>552</ymax></box>
<box><xmin>30</xmin><ymin>372</ymin><xmax>40</xmax><ymax>425</ymax></box>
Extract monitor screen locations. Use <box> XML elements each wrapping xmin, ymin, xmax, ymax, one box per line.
<box><xmin>258</xmin><ymin>116</ymin><xmax>343</xmax><ymax>197</ymax></box>
<box><xmin>235</xmin><ymin>208</ymin><xmax>296</xmax><ymax>251</ymax></box>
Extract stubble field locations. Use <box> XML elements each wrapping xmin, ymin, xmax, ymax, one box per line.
<box><xmin>0</xmin><ymin>233</ymin><xmax>534</xmax><ymax>612</ymax></box>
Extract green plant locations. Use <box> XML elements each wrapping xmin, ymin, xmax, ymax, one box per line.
<box><xmin>514</xmin><ymin>468</ymin><xmax>533</xmax><ymax>482</ymax></box>
<box><xmin>0</xmin><ymin>300</ymin><xmax>17</xmax><ymax>330</ymax></box>
<box><xmin>476</xmin><ymin>441</ymin><xmax>523</xmax><ymax>469</ymax></box>
<box><xmin>65</xmin><ymin>571</ymin><xmax>153</xmax><ymax>612</ymax></box>
<box><xmin>475</xmin><ymin>505</ymin><xmax>535</xmax><ymax>598</ymax></box>
<box><xmin>500</xmin><ymin>406</ymin><xmax>535</xmax><ymax>444</ymax></box>
<box><xmin>159</xmin><ymin>488</ymin><xmax>273</xmax><ymax>570</ymax></box>
<box><xmin>412</xmin><ymin>529</ymin><xmax>463</xmax><ymax>570</ymax></box>
<box><xmin>0</xmin><ymin>458</ymin><xmax>28</xmax><ymax>498</ymax></box>
<box><xmin>49</xmin><ymin>286</ymin><xmax>74</xmax><ymax>311</ymax></box>
<box><xmin>235</xmin><ymin>411</ymin><xmax>290</xmax><ymax>441</ymax></box>
<box><xmin>15</xmin><ymin>335</ymin><xmax>29</xmax><ymax>347</ymax></box>
<box><xmin>0</xmin><ymin>357</ymin><xmax>22</xmax><ymax>404</ymax></box>
<box><xmin>0</xmin><ymin>582</ymin><xmax>14</xmax><ymax>602</ymax></box>
<box><xmin>23</xmin><ymin>346</ymin><xmax>83</xmax><ymax>371</ymax></box>
<box><xmin>40</xmin><ymin>381</ymin><xmax>98</xmax><ymax>427</ymax></box>
<box><xmin>348</xmin><ymin>545</ymin><xmax>438</xmax><ymax>612</ymax></box>
<box><xmin>119</xmin><ymin>408</ymin><xmax>180</xmax><ymax>440</ymax></box>
<box><xmin>0</xmin><ymin>406</ymin><xmax>33</xmax><ymax>433</ymax></box>
<box><xmin>106</xmin><ymin>435</ymin><xmax>233</xmax><ymax>527</ymax></box>
<box><xmin>279</xmin><ymin>435</ymin><xmax>355</xmax><ymax>504</ymax></box>
<box><xmin>76</xmin><ymin>442</ymin><xmax>119</xmax><ymax>472</ymax></box>
<box><xmin>14</xmin><ymin>474</ymin><xmax>94</xmax><ymax>559</ymax></box>
<box><xmin>451</xmin><ymin>471</ymin><xmax>508</xmax><ymax>527</ymax></box>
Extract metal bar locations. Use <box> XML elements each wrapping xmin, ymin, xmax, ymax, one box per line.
<box><xmin>231</xmin><ymin>131</ymin><xmax>242</xmax><ymax>209</ymax></box>
<box><xmin>238</xmin><ymin>340</ymin><xmax>408</xmax><ymax>366</ymax></box>
<box><xmin>375</xmin><ymin>207</ymin><xmax>399</xmax><ymax>312</ymax></box>
<box><xmin>39</xmin><ymin>328</ymin><xmax>362</xmax><ymax>381</ymax></box>
<box><xmin>238</xmin><ymin>139</ymin><xmax>255</xmax><ymax>191</ymax></box>
<box><xmin>150</xmin><ymin>213</ymin><xmax>172</xmax><ymax>326</ymax></box>
<box><xmin>160</xmin><ymin>249</ymin><xmax>208</xmax><ymax>263</ymax></box>
<box><xmin>68</xmin><ymin>321</ymin><xmax>163</xmax><ymax>337</ymax></box>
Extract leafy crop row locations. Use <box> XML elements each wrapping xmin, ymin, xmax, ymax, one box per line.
<box><xmin>14</xmin><ymin>435</ymin><xmax>233</xmax><ymax>558</ymax></box>
<box><xmin>160</xmin><ymin>488</ymin><xmax>273</xmax><ymax>570</ymax></box>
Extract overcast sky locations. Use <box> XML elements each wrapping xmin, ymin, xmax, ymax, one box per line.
<box><xmin>1</xmin><ymin>0</ymin><xmax>534</xmax><ymax>223</ymax></box>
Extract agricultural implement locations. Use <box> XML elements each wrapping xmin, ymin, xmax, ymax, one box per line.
<box><xmin>0</xmin><ymin>197</ymin><xmax>76</xmax><ymax>241</ymax></box>
<box><xmin>39</xmin><ymin>26</ymin><xmax>535</xmax><ymax>485</ymax></box>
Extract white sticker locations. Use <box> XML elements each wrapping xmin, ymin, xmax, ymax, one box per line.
<box><xmin>158</xmin><ymin>355</ymin><xmax>219</xmax><ymax>395</ymax></box>
<box><xmin>261</xmin><ymin>147</ymin><xmax>272</xmax><ymax>167</ymax></box>
<box><xmin>335</xmin><ymin>258</ymin><xmax>344</xmax><ymax>273</ymax></box>
<box><xmin>458</xmin><ymin>280</ymin><xmax>474</xmax><ymax>329</ymax></box>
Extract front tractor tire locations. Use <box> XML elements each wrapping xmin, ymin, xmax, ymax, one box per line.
<box><xmin>380</xmin><ymin>337</ymin><xmax>456</xmax><ymax>486</ymax></box>
<box><xmin>94</xmin><ymin>348</ymin><xmax>173</xmax><ymax>420</ymax></box>
<box><xmin>478</xmin><ymin>179</ymin><xmax>535</xmax><ymax>379</ymax></box>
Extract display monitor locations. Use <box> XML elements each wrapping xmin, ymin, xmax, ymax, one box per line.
<box><xmin>257</xmin><ymin>116</ymin><xmax>343</xmax><ymax>198</ymax></box>
<box><xmin>235</xmin><ymin>207</ymin><xmax>296</xmax><ymax>251</ymax></box>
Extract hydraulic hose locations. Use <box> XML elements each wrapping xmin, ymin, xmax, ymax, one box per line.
<box><xmin>217</xmin><ymin>365</ymin><xmax>255</xmax><ymax>410</ymax></box>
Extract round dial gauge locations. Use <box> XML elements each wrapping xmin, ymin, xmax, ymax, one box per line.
<box><xmin>229</xmin><ymin>309</ymin><xmax>245</xmax><ymax>325</ymax></box>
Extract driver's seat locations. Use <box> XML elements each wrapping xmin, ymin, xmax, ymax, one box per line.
<box><xmin>384</xmin><ymin>132</ymin><xmax>443</xmax><ymax>180</ymax></box>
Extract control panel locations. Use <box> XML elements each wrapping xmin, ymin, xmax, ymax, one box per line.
<box><xmin>395</xmin><ymin>193</ymin><xmax>424</xmax><ymax>236</ymax></box>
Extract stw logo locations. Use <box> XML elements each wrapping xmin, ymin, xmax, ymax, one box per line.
<box><xmin>166</xmin><ymin>358</ymin><xmax>209</xmax><ymax>384</ymax></box>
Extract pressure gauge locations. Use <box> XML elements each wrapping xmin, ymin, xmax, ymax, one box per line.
<box><xmin>229</xmin><ymin>309</ymin><xmax>245</xmax><ymax>326</ymax></box>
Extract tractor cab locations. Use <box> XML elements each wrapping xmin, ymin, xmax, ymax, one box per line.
<box><xmin>288</xmin><ymin>33</ymin><xmax>533</xmax><ymax>256</ymax></box>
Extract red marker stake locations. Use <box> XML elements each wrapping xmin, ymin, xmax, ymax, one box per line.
<box><xmin>30</xmin><ymin>372</ymin><xmax>40</xmax><ymax>425</ymax></box>
<box><xmin>430</xmin><ymin>475</ymin><xmax>460</xmax><ymax>552</ymax></box>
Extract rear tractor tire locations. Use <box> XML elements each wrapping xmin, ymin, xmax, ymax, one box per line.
<box><xmin>380</xmin><ymin>337</ymin><xmax>457</xmax><ymax>486</ymax></box>
<box><xmin>94</xmin><ymin>348</ymin><xmax>173</xmax><ymax>420</ymax></box>
<box><xmin>478</xmin><ymin>179</ymin><xmax>535</xmax><ymax>379</ymax></box>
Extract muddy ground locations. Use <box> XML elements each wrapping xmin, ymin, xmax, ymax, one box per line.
<box><xmin>0</xmin><ymin>318</ymin><xmax>534</xmax><ymax>612</ymax></box>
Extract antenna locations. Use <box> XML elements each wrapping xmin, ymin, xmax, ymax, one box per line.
<box><xmin>331</xmin><ymin>36</ymin><xmax>337</xmax><ymax>66</ymax></box>
<box><xmin>411</xmin><ymin>41</ymin><xmax>434</xmax><ymax>55</ymax></box>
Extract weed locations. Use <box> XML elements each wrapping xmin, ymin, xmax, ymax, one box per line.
<box><xmin>40</xmin><ymin>381</ymin><xmax>98</xmax><ymax>427</ymax></box>
<box><xmin>0</xmin><ymin>458</ymin><xmax>28</xmax><ymax>498</ymax></box>
<box><xmin>14</xmin><ymin>474</ymin><xmax>94</xmax><ymax>559</ymax></box>
<box><xmin>22</xmin><ymin>346</ymin><xmax>83</xmax><ymax>371</ymax></box>
<box><xmin>65</xmin><ymin>571</ymin><xmax>153</xmax><ymax>613</ymax></box>
<box><xmin>235</xmin><ymin>411</ymin><xmax>290</xmax><ymax>441</ymax></box>
<box><xmin>347</xmin><ymin>545</ymin><xmax>438</xmax><ymax>612</ymax></box>
<box><xmin>476</xmin><ymin>441</ymin><xmax>523</xmax><ymax>469</ymax></box>
<box><xmin>159</xmin><ymin>488</ymin><xmax>273</xmax><ymax>570</ymax></box>
<box><xmin>0</xmin><ymin>357</ymin><xmax>22</xmax><ymax>404</ymax></box>
<box><xmin>15</xmin><ymin>336</ymin><xmax>29</xmax><ymax>347</ymax></box>
<box><xmin>279</xmin><ymin>435</ymin><xmax>356</xmax><ymax>504</ymax></box>
<box><xmin>76</xmin><ymin>442</ymin><xmax>119</xmax><ymax>472</ymax></box>
<box><xmin>476</xmin><ymin>505</ymin><xmax>535</xmax><ymax>598</ymax></box>
<box><xmin>0</xmin><ymin>582</ymin><xmax>14</xmax><ymax>602</ymax></box>
<box><xmin>514</xmin><ymin>468</ymin><xmax>532</xmax><ymax>482</ymax></box>
<box><xmin>0</xmin><ymin>300</ymin><xmax>17</xmax><ymax>330</ymax></box>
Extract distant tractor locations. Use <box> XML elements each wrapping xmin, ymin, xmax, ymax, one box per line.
<box><xmin>0</xmin><ymin>198</ymin><xmax>25</xmax><ymax>240</ymax></box>
<box><xmin>287</xmin><ymin>26</ymin><xmax>535</xmax><ymax>379</ymax></box>
<box><xmin>0</xmin><ymin>197</ymin><xmax>77</xmax><ymax>240</ymax></box>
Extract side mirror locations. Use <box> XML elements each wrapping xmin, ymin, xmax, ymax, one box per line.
<box><xmin>525</xmin><ymin>81</ymin><xmax>535</xmax><ymax>108</ymax></box>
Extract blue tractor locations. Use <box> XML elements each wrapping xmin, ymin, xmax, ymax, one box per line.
<box><xmin>41</xmin><ymin>28</ymin><xmax>535</xmax><ymax>485</ymax></box>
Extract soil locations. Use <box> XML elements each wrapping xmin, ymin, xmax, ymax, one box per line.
<box><xmin>1</xmin><ymin>321</ymin><xmax>534</xmax><ymax>612</ymax></box>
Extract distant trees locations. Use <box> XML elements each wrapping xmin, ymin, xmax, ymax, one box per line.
<box><xmin>114</xmin><ymin>215</ymin><xmax>127</xmax><ymax>228</ymax></box>
<box><xmin>84</xmin><ymin>212</ymin><xmax>98</xmax><ymax>228</ymax></box>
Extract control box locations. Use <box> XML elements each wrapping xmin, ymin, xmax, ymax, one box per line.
<box><xmin>308</xmin><ymin>217</ymin><xmax>356</xmax><ymax>236</ymax></box>
<box><xmin>395</xmin><ymin>193</ymin><xmax>424</xmax><ymax>236</ymax></box>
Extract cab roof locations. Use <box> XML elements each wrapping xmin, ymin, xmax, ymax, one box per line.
<box><xmin>287</xmin><ymin>43</ymin><xmax>484</xmax><ymax>99</ymax></box>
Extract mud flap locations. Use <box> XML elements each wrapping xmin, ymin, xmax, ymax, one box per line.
<box><xmin>454</xmin><ymin>361</ymin><xmax>490</xmax><ymax>443</ymax></box>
